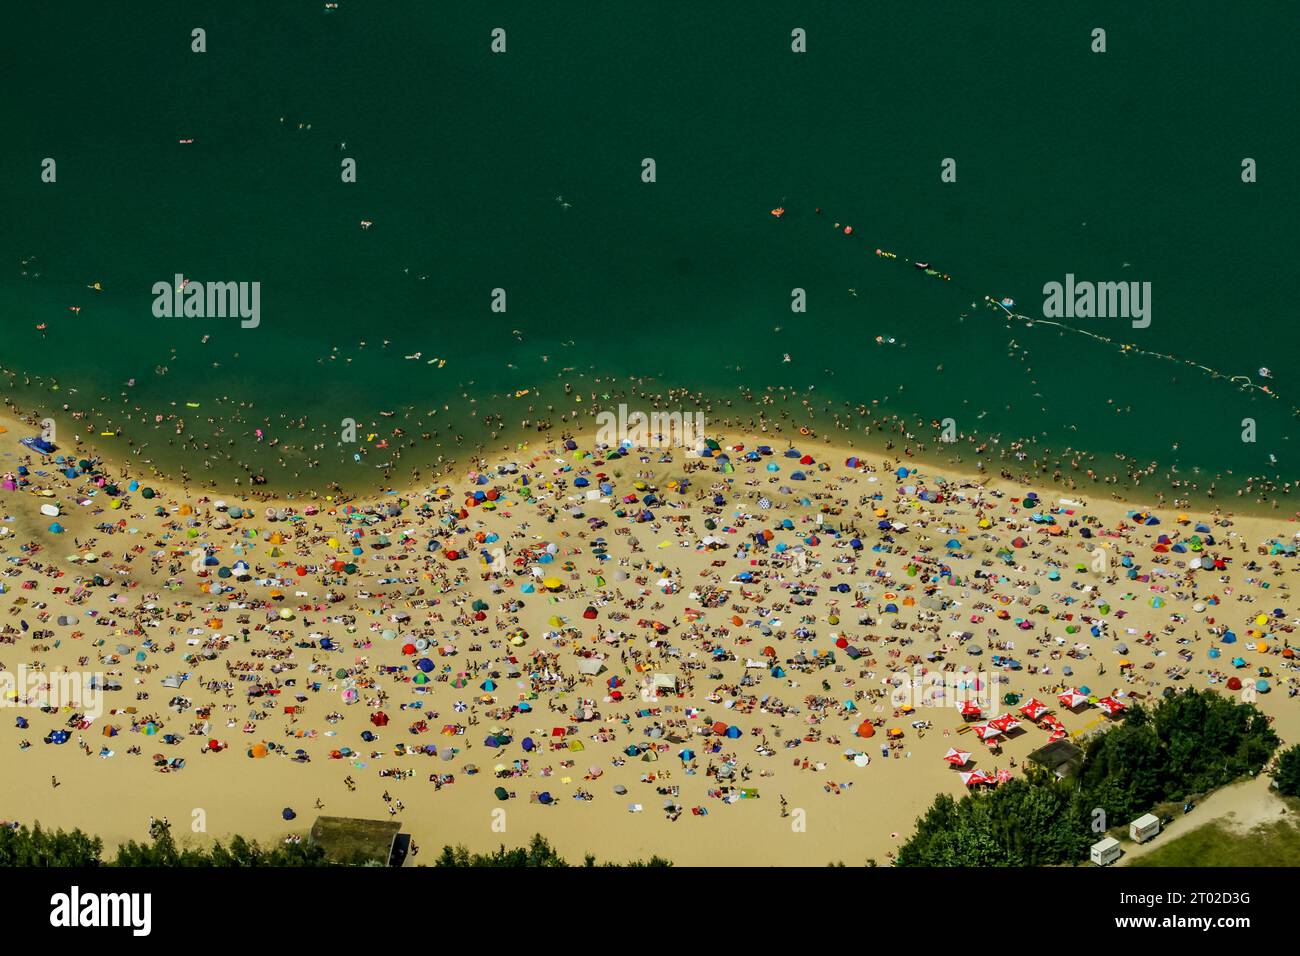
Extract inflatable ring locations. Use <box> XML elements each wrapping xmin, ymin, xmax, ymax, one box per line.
<box><xmin>799</xmin><ymin>427</ymin><xmax>811</xmax><ymax>436</ymax></box>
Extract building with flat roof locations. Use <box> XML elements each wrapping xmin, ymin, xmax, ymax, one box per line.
<box><xmin>308</xmin><ymin>816</ymin><xmax>404</xmax><ymax>866</ymax></box>
<box><xmin>1026</xmin><ymin>739</ymin><xmax>1084</xmax><ymax>778</ymax></box>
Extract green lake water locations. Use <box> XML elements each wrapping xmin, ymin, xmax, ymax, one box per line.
<box><xmin>1</xmin><ymin>1</ymin><xmax>1295</xmax><ymax>501</ymax></box>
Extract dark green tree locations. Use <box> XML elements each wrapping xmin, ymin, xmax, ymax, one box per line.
<box><xmin>0</xmin><ymin>823</ymin><xmax>103</xmax><ymax>867</ymax></box>
<box><xmin>1274</xmin><ymin>744</ymin><xmax>1300</xmax><ymax>798</ymax></box>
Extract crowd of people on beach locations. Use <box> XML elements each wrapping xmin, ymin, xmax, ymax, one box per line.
<box><xmin>0</xmin><ymin>400</ymin><xmax>1297</xmax><ymax>862</ymax></box>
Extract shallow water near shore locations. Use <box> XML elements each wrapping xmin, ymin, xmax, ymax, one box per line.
<box><xmin>1</xmin><ymin>1</ymin><xmax>1296</xmax><ymax>504</ymax></box>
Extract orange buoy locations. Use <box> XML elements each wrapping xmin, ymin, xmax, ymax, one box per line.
<box><xmin>843</xmin><ymin>226</ymin><xmax>852</xmax><ymax>235</ymax></box>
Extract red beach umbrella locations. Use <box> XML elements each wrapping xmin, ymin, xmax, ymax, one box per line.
<box><xmin>944</xmin><ymin>748</ymin><xmax>971</xmax><ymax>766</ymax></box>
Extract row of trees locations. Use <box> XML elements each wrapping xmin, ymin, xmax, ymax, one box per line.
<box><xmin>0</xmin><ymin>824</ymin><xmax>330</xmax><ymax>867</ymax></box>
<box><xmin>0</xmin><ymin>825</ymin><xmax>670</xmax><ymax>868</ymax></box>
<box><xmin>897</xmin><ymin>688</ymin><xmax>1281</xmax><ymax>866</ymax></box>
<box><xmin>432</xmin><ymin>834</ymin><xmax>671</xmax><ymax>867</ymax></box>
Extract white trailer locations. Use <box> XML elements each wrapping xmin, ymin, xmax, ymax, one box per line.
<box><xmin>1090</xmin><ymin>837</ymin><xmax>1122</xmax><ymax>866</ymax></box>
<box><xmin>1129</xmin><ymin>813</ymin><xmax>1161</xmax><ymax>843</ymax></box>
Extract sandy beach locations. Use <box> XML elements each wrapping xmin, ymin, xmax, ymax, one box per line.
<box><xmin>1</xmin><ymin>402</ymin><xmax>1297</xmax><ymax>867</ymax></box>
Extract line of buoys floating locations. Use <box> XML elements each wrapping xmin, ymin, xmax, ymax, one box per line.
<box><xmin>792</xmin><ymin>202</ymin><xmax>1293</xmax><ymax>416</ymax></box>
<box><xmin>992</xmin><ymin>302</ymin><xmax>1285</xmax><ymax>407</ymax></box>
